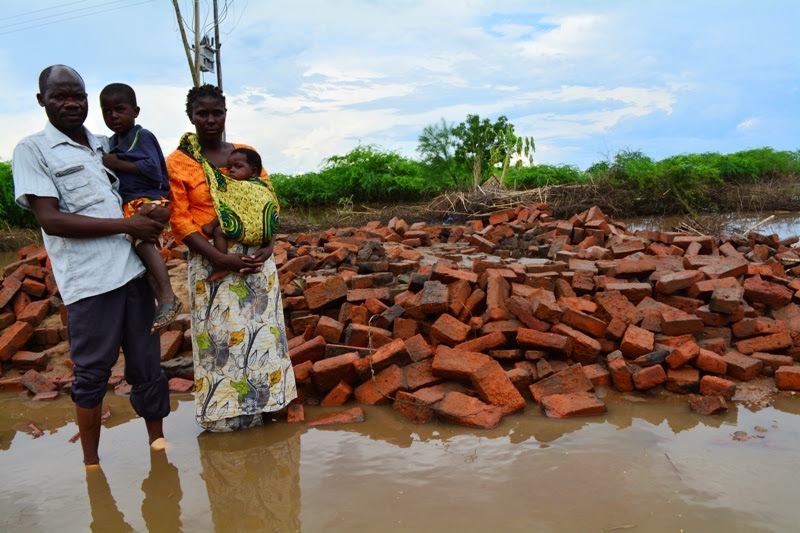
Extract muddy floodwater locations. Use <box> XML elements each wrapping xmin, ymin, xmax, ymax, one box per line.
<box><xmin>2</xmin><ymin>210</ymin><xmax>800</xmax><ymax>532</ymax></box>
<box><xmin>1</xmin><ymin>392</ymin><xmax>799</xmax><ymax>532</ymax></box>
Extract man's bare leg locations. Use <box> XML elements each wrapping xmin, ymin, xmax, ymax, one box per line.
<box><xmin>76</xmin><ymin>405</ymin><xmax>102</xmax><ymax>465</ymax></box>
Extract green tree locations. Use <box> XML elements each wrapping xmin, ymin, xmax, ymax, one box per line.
<box><xmin>452</xmin><ymin>114</ymin><xmax>534</xmax><ymax>188</ymax></box>
<box><xmin>417</xmin><ymin>118</ymin><xmax>461</xmax><ymax>188</ymax></box>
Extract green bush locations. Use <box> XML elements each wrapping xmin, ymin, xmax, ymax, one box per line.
<box><xmin>272</xmin><ymin>145</ymin><xmax>441</xmax><ymax>207</ymax></box>
<box><xmin>0</xmin><ymin>161</ymin><xmax>38</xmax><ymax>228</ymax></box>
<box><xmin>503</xmin><ymin>164</ymin><xmax>587</xmax><ymax>189</ymax></box>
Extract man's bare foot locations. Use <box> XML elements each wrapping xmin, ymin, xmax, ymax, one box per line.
<box><xmin>145</xmin><ymin>418</ymin><xmax>165</xmax><ymax>450</ymax></box>
<box><xmin>150</xmin><ymin>437</ymin><xmax>168</xmax><ymax>451</ymax></box>
<box><xmin>207</xmin><ymin>268</ymin><xmax>228</xmax><ymax>282</ymax></box>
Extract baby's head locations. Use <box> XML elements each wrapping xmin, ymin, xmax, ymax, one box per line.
<box><xmin>226</xmin><ymin>148</ymin><xmax>262</xmax><ymax>180</ymax></box>
<box><xmin>99</xmin><ymin>83</ymin><xmax>139</xmax><ymax>136</ymax></box>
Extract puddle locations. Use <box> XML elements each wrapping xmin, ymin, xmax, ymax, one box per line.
<box><xmin>1</xmin><ymin>393</ymin><xmax>799</xmax><ymax>532</ymax></box>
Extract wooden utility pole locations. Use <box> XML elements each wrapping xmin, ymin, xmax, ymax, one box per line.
<box><xmin>213</xmin><ymin>0</ymin><xmax>223</xmax><ymax>91</ymax></box>
<box><xmin>172</xmin><ymin>0</ymin><xmax>199</xmax><ymax>86</ymax></box>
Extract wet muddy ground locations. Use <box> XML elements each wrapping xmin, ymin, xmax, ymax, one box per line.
<box><xmin>3</xmin><ymin>210</ymin><xmax>800</xmax><ymax>532</ymax></box>
<box><xmin>1</xmin><ymin>391</ymin><xmax>799</xmax><ymax>532</ymax></box>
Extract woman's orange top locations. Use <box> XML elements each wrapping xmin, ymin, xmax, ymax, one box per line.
<box><xmin>166</xmin><ymin>143</ymin><xmax>269</xmax><ymax>245</ymax></box>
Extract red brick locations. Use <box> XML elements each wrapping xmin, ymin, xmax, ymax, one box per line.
<box><xmin>470</xmin><ymin>359</ymin><xmax>526</xmax><ymax>415</ymax></box>
<box><xmin>485</xmin><ymin>274</ymin><xmax>510</xmax><ymax>312</ymax></box>
<box><xmin>532</xmin><ymin>297</ymin><xmax>563</xmax><ymax>323</ymax></box>
<box><xmin>620</xmin><ymin>324</ymin><xmax>654</xmax><ymax>358</ymax></box>
<box><xmin>392</xmin><ymin>317</ymin><xmax>420</xmax><ymax>340</ymax></box>
<box><xmin>506</xmin><ymin>296</ymin><xmax>550</xmax><ymax>331</ymax></box>
<box><xmin>665</xmin><ymin>340</ymin><xmax>699</xmax><ymax>369</ymax></box>
<box><xmin>632</xmin><ymin>365</ymin><xmax>667</xmax><ymax>390</ymax></box>
<box><xmin>310</xmin><ymin>352</ymin><xmax>360</xmax><ymax>392</ymax></box>
<box><xmin>689</xmin><ymin>395</ymin><xmax>728</xmax><ymax>415</ymax></box>
<box><xmin>687</xmin><ymin>276</ymin><xmax>740</xmax><ymax>299</ymax></box>
<box><xmin>594</xmin><ymin>290</ymin><xmax>638</xmax><ymax>323</ymax></box>
<box><xmin>405</xmin><ymin>334</ymin><xmax>434</xmax><ymax>362</ymax></box>
<box><xmin>489</xmin><ymin>349</ymin><xmax>523</xmax><ymax>360</ymax></box>
<box><xmin>430</xmin><ymin>313</ymin><xmax>471</xmax><ymax>346</ymax></box>
<box><xmin>402</xmin><ymin>359</ymin><xmax>443</xmax><ymax>391</ymax></box>
<box><xmin>709</xmin><ymin>285</ymin><xmax>745</xmax><ymax>314</ymax></box>
<box><xmin>0</xmin><ymin>278</ymin><xmax>22</xmax><ymax>308</ymax></box>
<box><xmin>751</xmin><ymin>352</ymin><xmax>794</xmax><ymax>371</ymax></box>
<box><xmin>10</xmin><ymin>350</ymin><xmax>49</xmax><ymax>370</ymax></box>
<box><xmin>431</xmin><ymin>344</ymin><xmax>492</xmax><ymax>381</ymax></box>
<box><xmin>550</xmin><ymin>323</ymin><xmax>601</xmax><ymax>364</ymax></box>
<box><xmin>0</xmin><ymin>321</ymin><xmax>34</xmax><ymax>361</ymax></box>
<box><xmin>743</xmin><ymin>275</ymin><xmax>793</xmax><ymax>309</ymax></box>
<box><xmin>347</xmin><ymin>287</ymin><xmax>391</xmax><ymax>304</ymax></box>
<box><xmin>447</xmin><ymin>279</ymin><xmax>474</xmax><ymax>316</ymax></box>
<box><xmin>655</xmin><ymin>270</ymin><xmax>705</xmax><ymax>294</ymax></box>
<box><xmin>289</xmin><ymin>335</ymin><xmax>327</xmax><ymax>365</ymax></box>
<box><xmin>529</xmin><ymin>364</ymin><xmax>593</xmax><ymax>402</ymax></box>
<box><xmin>343</xmin><ymin>323</ymin><xmax>393</xmax><ymax>348</ymax></box>
<box><xmin>561</xmin><ymin>307</ymin><xmax>607</xmax><ymax>338</ymax></box>
<box><xmin>12</xmin><ymin>291</ymin><xmax>31</xmax><ymax>317</ymax></box>
<box><xmin>699</xmin><ymin>375</ymin><xmax>736</xmax><ymax>400</ymax></box>
<box><xmin>434</xmin><ymin>391</ymin><xmax>504</xmax><ymax>429</ymax></box>
<box><xmin>315</xmin><ymin>315</ymin><xmax>345</xmax><ymax>343</ymax></box>
<box><xmin>168</xmin><ymin>377</ymin><xmax>194</xmax><ymax>393</ymax></box>
<box><xmin>723</xmin><ymin>351</ymin><xmax>763</xmax><ymax>381</ymax></box>
<box><xmin>604</xmin><ymin>282</ymin><xmax>652</xmax><ymax>304</ymax></box>
<box><xmin>32</xmin><ymin>391</ymin><xmax>59</xmax><ymax>401</ymax></box>
<box><xmin>306</xmin><ymin>407</ymin><xmax>365</xmax><ymax>426</ymax></box>
<box><xmin>582</xmin><ymin>363</ymin><xmax>612</xmax><ymax>387</ymax></box>
<box><xmin>20</xmin><ymin>369</ymin><xmax>57</xmax><ymax>395</ymax></box>
<box><xmin>666</xmin><ymin>367</ymin><xmax>700</xmax><ymax>394</ymax></box>
<box><xmin>516</xmin><ymin>327</ymin><xmax>572</xmax><ymax>358</ymax></box>
<box><xmin>353</xmin><ymin>364</ymin><xmax>406</xmax><ymax>405</ymax></box>
<box><xmin>320</xmin><ymin>381</ymin><xmax>354</xmax><ymax>406</ymax></box>
<box><xmin>304</xmin><ymin>276</ymin><xmax>348</xmax><ymax>310</ymax></box>
<box><xmin>775</xmin><ymin>366</ymin><xmax>800</xmax><ymax>390</ymax></box>
<box><xmin>695</xmin><ymin>348</ymin><xmax>728</xmax><ymax>374</ymax></box>
<box><xmin>734</xmin><ymin>331</ymin><xmax>792</xmax><ymax>355</ymax></box>
<box><xmin>454</xmin><ymin>331</ymin><xmax>506</xmax><ymax>354</ymax></box>
<box><xmin>660</xmin><ymin>304</ymin><xmax>704</xmax><ymax>335</ymax></box>
<box><xmin>159</xmin><ymin>330</ymin><xmax>183</xmax><ymax>361</ymax></box>
<box><xmin>20</xmin><ymin>278</ymin><xmax>47</xmax><ymax>298</ymax></box>
<box><xmin>418</xmin><ymin>280</ymin><xmax>449</xmax><ymax>314</ymax></box>
<box><xmin>607</xmin><ymin>351</ymin><xmax>634</xmax><ymax>392</ymax></box>
<box><xmin>541</xmin><ymin>393</ymin><xmax>606</xmax><ymax>418</ymax></box>
<box><xmin>697</xmin><ymin>256</ymin><xmax>748</xmax><ymax>280</ymax></box>
<box><xmin>392</xmin><ymin>390</ymin><xmax>437</xmax><ymax>423</ymax></box>
<box><xmin>292</xmin><ymin>360</ymin><xmax>312</xmax><ymax>382</ymax></box>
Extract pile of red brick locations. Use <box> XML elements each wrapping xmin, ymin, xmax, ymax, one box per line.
<box><xmin>277</xmin><ymin>204</ymin><xmax>800</xmax><ymax>427</ymax></box>
<box><xmin>3</xmin><ymin>202</ymin><xmax>800</xmax><ymax>429</ymax></box>
<box><xmin>0</xmin><ymin>243</ymin><xmax>193</xmax><ymax>400</ymax></box>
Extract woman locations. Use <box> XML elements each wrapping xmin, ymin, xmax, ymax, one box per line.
<box><xmin>167</xmin><ymin>84</ymin><xmax>296</xmax><ymax>431</ymax></box>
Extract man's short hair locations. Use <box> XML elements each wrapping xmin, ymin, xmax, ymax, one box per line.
<box><xmin>99</xmin><ymin>83</ymin><xmax>138</xmax><ymax>107</ymax></box>
<box><xmin>38</xmin><ymin>65</ymin><xmax>84</xmax><ymax>94</ymax></box>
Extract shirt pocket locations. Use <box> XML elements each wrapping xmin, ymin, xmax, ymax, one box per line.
<box><xmin>54</xmin><ymin>165</ymin><xmax>105</xmax><ymax>212</ymax></box>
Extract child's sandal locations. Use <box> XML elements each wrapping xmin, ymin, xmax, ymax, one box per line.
<box><xmin>151</xmin><ymin>301</ymin><xmax>183</xmax><ymax>334</ymax></box>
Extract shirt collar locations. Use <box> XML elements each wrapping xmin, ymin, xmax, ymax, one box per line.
<box><xmin>43</xmin><ymin>121</ymin><xmax>104</xmax><ymax>153</ymax></box>
<box><xmin>109</xmin><ymin>124</ymin><xmax>142</xmax><ymax>152</ymax></box>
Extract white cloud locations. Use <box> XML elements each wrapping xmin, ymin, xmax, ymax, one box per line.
<box><xmin>737</xmin><ymin>118</ymin><xmax>759</xmax><ymax>130</ymax></box>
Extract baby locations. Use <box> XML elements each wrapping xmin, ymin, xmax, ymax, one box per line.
<box><xmin>202</xmin><ymin>147</ymin><xmax>263</xmax><ymax>282</ymax></box>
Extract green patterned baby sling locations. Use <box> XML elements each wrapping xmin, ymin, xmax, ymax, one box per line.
<box><xmin>180</xmin><ymin>133</ymin><xmax>280</xmax><ymax>245</ymax></box>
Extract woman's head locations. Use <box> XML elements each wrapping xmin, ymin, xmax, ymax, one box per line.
<box><xmin>185</xmin><ymin>84</ymin><xmax>226</xmax><ymax>140</ymax></box>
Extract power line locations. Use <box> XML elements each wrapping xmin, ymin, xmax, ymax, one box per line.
<box><xmin>0</xmin><ymin>0</ymin><xmax>134</xmax><ymax>31</ymax></box>
<box><xmin>0</xmin><ymin>0</ymin><xmax>156</xmax><ymax>36</ymax></box>
<box><xmin>0</xmin><ymin>0</ymin><xmax>91</xmax><ymax>22</ymax></box>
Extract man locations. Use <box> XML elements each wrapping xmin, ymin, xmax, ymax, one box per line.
<box><xmin>12</xmin><ymin>65</ymin><xmax>170</xmax><ymax>465</ymax></box>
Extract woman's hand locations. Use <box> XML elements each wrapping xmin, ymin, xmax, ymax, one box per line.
<box><xmin>238</xmin><ymin>240</ymin><xmax>275</xmax><ymax>274</ymax></box>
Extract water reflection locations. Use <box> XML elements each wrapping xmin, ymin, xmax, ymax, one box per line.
<box><xmin>85</xmin><ymin>467</ymin><xmax>134</xmax><ymax>532</ymax></box>
<box><xmin>142</xmin><ymin>450</ymin><xmax>183</xmax><ymax>532</ymax></box>
<box><xmin>197</xmin><ymin>425</ymin><xmax>302</xmax><ymax>532</ymax></box>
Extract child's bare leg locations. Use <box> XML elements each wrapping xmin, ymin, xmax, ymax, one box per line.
<box><xmin>135</xmin><ymin>242</ymin><xmax>175</xmax><ymax>306</ymax></box>
<box><xmin>206</xmin><ymin>225</ymin><xmax>231</xmax><ymax>282</ymax></box>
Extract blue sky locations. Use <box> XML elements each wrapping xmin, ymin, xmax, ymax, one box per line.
<box><xmin>1</xmin><ymin>0</ymin><xmax>798</xmax><ymax>175</ymax></box>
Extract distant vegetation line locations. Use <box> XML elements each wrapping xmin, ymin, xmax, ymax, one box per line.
<box><xmin>1</xmin><ymin>114</ymin><xmax>798</xmax><ymax>229</ymax></box>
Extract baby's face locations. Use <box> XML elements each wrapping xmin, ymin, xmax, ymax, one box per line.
<box><xmin>226</xmin><ymin>152</ymin><xmax>256</xmax><ymax>180</ymax></box>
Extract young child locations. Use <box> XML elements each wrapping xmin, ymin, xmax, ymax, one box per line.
<box><xmin>99</xmin><ymin>83</ymin><xmax>181</xmax><ymax>332</ymax></box>
<box><xmin>202</xmin><ymin>147</ymin><xmax>263</xmax><ymax>282</ymax></box>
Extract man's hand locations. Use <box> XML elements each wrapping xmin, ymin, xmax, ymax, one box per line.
<box><xmin>125</xmin><ymin>215</ymin><xmax>164</xmax><ymax>243</ymax></box>
<box><xmin>135</xmin><ymin>203</ymin><xmax>170</xmax><ymax>224</ymax></box>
